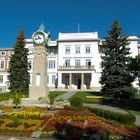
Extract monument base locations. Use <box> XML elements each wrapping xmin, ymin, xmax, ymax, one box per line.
<box><xmin>29</xmin><ymin>86</ymin><xmax>49</xmax><ymax>99</ymax></box>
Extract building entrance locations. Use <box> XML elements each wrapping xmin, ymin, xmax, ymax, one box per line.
<box><xmin>77</xmin><ymin>79</ymin><xmax>81</xmax><ymax>89</ymax></box>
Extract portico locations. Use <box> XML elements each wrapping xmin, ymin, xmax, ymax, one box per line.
<box><xmin>58</xmin><ymin>72</ymin><xmax>92</xmax><ymax>90</ymax></box>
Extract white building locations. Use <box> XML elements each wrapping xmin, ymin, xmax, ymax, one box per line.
<box><xmin>0</xmin><ymin>30</ymin><xmax>140</xmax><ymax>93</ymax></box>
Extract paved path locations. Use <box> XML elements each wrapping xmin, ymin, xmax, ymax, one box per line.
<box><xmin>55</xmin><ymin>91</ymin><xmax>76</xmax><ymax>100</ymax></box>
<box><xmin>83</xmin><ymin>103</ymin><xmax>140</xmax><ymax>126</ymax></box>
<box><xmin>135</xmin><ymin>115</ymin><xmax>140</xmax><ymax>127</ymax></box>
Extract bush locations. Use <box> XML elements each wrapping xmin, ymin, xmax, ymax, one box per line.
<box><xmin>69</xmin><ymin>97</ymin><xmax>83</xmax><ymax>108</ymax></box>
<box><xmin>6</xmin><ymin>121</ymin><xmax>21</xmax><ymax>128</ymax></box>
<box><xmin>10</xmin><ymin>91</ymin><xmax>24</xmax><ymax>108</ymax></box>
<box><xmin>88</xmin><ymin>107</ymin><xmax>136</xmax><ymax>125</ymax></box>
<box><xmin>0</xmin><ymin>92</ymin><xmax>10</xmax><ymax>101</ymax></box>
<box><xmin>24</xmin><ymin>122</ymin><xmax>36</xmax><ymax>129</ymax></box>
<box><xmin>64</xmin><ymin>105</ymin><xmax>84</xmax><ymax>111</ymax></box>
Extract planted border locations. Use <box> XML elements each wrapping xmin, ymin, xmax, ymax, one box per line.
<box><xmin>88</xmin><ymin>107</ymin><xmax>136</xmax><ymax>125</ymax></box>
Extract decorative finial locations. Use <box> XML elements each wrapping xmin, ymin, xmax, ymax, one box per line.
<box><xmin>38</xmin><ymin>23</ymin><xmax>45</xmax><ymax>32</ymax></box>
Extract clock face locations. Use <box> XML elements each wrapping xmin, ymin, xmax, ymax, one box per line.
<box><xmin>33</xmin><ymin>32</ymin><xmax>45</xmax><ymax>44</ymax></box>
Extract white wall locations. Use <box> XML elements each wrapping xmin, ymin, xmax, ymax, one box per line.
<box><xmin>128</xmin><ymin>36</ymin><xmax>139</xmax><ymax>58</ymax></box>
<box><xmin>58</xmin><ymin>41</ymin><xmax>101</xmax><ymax>70</ymax></box>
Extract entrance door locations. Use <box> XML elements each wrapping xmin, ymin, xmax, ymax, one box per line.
<box><xmin>77</xmin><ymin>79</ymin><xmax>81</xmax><ymax>89</ymax></box>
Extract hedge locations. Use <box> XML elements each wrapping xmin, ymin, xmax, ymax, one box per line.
<box><xmin>69</xmin><ymin>97</ymin><xmax>83</xmax><ymax>108</ymax></box>
<box><xmin>88</xmin><ymin>107</ymin><xmax>136</xmax><ymax>125</ymax></box>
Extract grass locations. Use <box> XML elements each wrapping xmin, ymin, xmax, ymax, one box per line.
<box><xmin>69</xmin><ymin>91</ymin><xmax>103</xmax><ymax>104</ymax></box>
<box><xmin>49</xmin><ymin>91</ymin><xmax>65</xmax><ymax>99</ymax></box>
<box><xmin>135</xmin><ymin>93</ymin><xmax>140</xmax><ymax>99</ymax></box>
<box><xmin>0</xmin><ymin>92</ymin><xmax>10</xmax><ymax>101</ymax></box>
<box><xmin>128</xmin><ymin>110</ymin><xmax>140</xmax><ymax>116</ymax></box>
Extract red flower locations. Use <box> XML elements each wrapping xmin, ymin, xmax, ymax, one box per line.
<box><xmin>70</xmin><ymin>121</ymin><xmax>83</xmax><ymax>129</ymax></box>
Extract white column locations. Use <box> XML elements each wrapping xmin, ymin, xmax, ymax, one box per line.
<box><xmin>69</xmin><ymin>73</ymin><xmax>72</xmax><ymax>87</ymax></box>
<box><xmin>90</xmin><ymin>72</ymin><xmax>94</xmax><ymax>89</ymax></box>
<box><xmin>81</xmin><ymin>73</ymin><xmax>85</xmax><ymax>90</ymax></box>
<box><xmin>58</xmin><ymin>72</ymin><xmax>62</xmax><ymax>87</ymax></box>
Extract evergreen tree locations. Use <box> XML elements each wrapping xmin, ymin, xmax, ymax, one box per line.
<box><xmin>100</xmin><ymin>20</ymin><xmax>135</xmax><ymax>99</ymax></box>
<box><xmin>8</xmin><ymin>30</ymin><xmax>30</xmax><ymax>95</ymax></box>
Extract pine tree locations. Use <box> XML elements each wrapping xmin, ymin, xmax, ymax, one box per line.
<box><xmin>8</xmin><ymin>30</ymin><xmax>30</xmax><ymax>95</ymax></box>
<box><xmin>100</xmin><ymin>20</ymin><xmax>135</xmax><ymax>99</ymax></box>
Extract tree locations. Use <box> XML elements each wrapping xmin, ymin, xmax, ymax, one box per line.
<box><xmin>8</xmin><ymin>30</ymin><xmax>30</xmax><ymax>95</ymax></box>
<box><xmin>100</xmin><ymin>20</ymin><xmax>136</xmax><ymax>99</ymax></box>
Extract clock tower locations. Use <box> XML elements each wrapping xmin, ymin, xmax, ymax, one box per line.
<box><xmin>29</xmin><ymin>24</ymin><xmax>49</xmax><ymax>98</ymax></box>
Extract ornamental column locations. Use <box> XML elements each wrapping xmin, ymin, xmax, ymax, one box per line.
<box><xmin>68</xmin><ymin>73</ymin><xmax>73</xmax><ymax>90</ymax></box>
<box><xmin>81</xmin><ymin>73</ymin><xmax>85</xmax><ymax>90</ymax></box>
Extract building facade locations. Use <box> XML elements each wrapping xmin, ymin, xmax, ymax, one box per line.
<box><xmin>0</xmin><ymin>30</ymin><xmax>140</xmax><ymax>93</ymax></box>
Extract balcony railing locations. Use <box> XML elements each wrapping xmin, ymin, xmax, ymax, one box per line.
<box><xmin>58</xmin><ymin>65</ymin><xmax>95</xmax><ymax>71</ymax></box>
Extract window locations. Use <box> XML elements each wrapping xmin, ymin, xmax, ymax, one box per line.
<box><xmin>6</xmin><ymin>81</ymin><xmax>10</xmax><ymax>88</ymax></box>
<box><xmin>86</xmin><ymin>59</ymin><xmax>91</xmax><ymax>68</ymax></box>
<box><xmin>52</xmin><ymin>75</ymin><xmax>55</xmax><ymax>84</ymax></box>
<box><xmin>47</xmin><ymin>75</ymin><xmax>49</xmax><ymax>84</ymax></box>
<box><xmin>35</xmin><ymin>73</ymin><xmax>40</xmax><ymax>86</ymax></box>
<box><xmin>0</xmin><ymin>51</ymin><xmax>6</xmax><ymax>56</ymax></box>
<box><xmin>75</xmin><ymin>59</ymin><xmax>80</xmax><ymax>67</ymax></box>
<box><xmin>0</xmin><ymin>61</ymin><xmax>5</xmax><ymax>69</ymax></box>
<box><xmin>8</xmin><ymin>51</ymin><xmax>14</xmax><ymax>56</ymax></box>
<box><xmin>85</xmin><ymin>46</ymin><xmax>90</xmax><ymax>53</ymax></box>
<box><xmin>29</xmin><ymin>74</ymin><xmax>32</xmax><ymax>85</ymax></box>
<box><xmin>65</xmin><ymin>47</ymin><xmax>70</xmax><ymax>54</ymax></box>
<box><xmin>76</xmin><ymin>47</ymin><xmax>80</xmax><ymax>54</ymax></box>
<box><xmin>65</xmin><ymin>59</ymin><xmax>70</xmax><ymax>67</ymax></box>
<box><xmin>48</xmin><ymin>60</ymin><xmax>55</xmax><ymax>69</ymax></box>
<box><xmin>0</xmin><ymin>75</ymin><xmax>3</xmax><ymax>83</ymax></box>
<box><xmin>28</xmin><ymin>60</ymin><xmax>32</xmax><ymax>69</ymax></box>
<box><xmin>7</xmin><ymin>61</ymin><xmax>10</xmax><ymax>69</ymax></box>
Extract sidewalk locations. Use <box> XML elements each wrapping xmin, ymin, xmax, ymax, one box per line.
<box><xmin>55</xmin><ymin>91</ymin><xmax>76</xmax><ymax>100</ymax></box>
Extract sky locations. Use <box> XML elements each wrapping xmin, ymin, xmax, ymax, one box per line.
<box><xmin>0</xmin><ymin>0</ymin><xmax>140</xmax><ymax>48</ymax></box>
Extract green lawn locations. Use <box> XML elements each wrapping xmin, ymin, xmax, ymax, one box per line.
<box><xmin>135</xmin><ymin>93</ymin><xmax>140</xmax><ymax>99</ymax></box>
<box><xmin>128</xmin><ymin>110</ymin><xmax>140</xmax><ymax>116</ymax></box>
<box><xmin>0</xmin><ymin>92</ymin><xmax>10</xmax><ymax>101</ymax></box>
<box><xmin>49</xmin><ymin>91</ymin><xmax>65</xmax><ymax>99</ymax></box>
<box><xmin>69</xmin><ymin>91</ymin><xmax>103</xmax><ymax>104</ymax></box>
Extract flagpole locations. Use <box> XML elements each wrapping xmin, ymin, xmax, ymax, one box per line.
<box><xmin>78</xmin><ymin>23</ymin><xmax>80</xmax><ymax>32</ymax></box>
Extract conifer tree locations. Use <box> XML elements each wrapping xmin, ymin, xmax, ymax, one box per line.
<box><xmin>8</xmin><ymin>30</ymin><xmax>30</xmax><ymax>95</ymax></box>
<box><xmin>100</xmin><ymin>20</ymin><xmax>135</xmax><ymax>99</ymax></box>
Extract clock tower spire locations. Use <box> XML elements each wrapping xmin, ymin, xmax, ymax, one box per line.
<box><xmin>29</xmin><ymin>26</ymin><xmax>49</xmax><ymax>98</ymax></box>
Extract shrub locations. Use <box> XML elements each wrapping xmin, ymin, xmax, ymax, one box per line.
<box><xmin>10</xmin><ymin>91</ymin><xmax>24</xmax><ymax>108</ymax></box>
<box><xmin>69</xmin><ymin>97</ymin><xmax>83</xmax><ymax>108</ymax></box>
<box><xmin>88</xmin><ymin>107</ymin><xmax>136</xmax><ymax>125</ymax></box>
<box><xmin>0</xmin><ymin>92</ymin><xmax>10</xmax><ymax>101</ymax></box>
<box><xmin>24</xmin><ymin>123</ymin><xmax>36</xmax><ymax>129</ymax></box>
<box><xmin>6</xmin><ymin>121</ymin><xmax>21</xmax><ymax>128</ymax></box>
<box><xmin>64</xmin><ymin>105</ymin><xmax>85</xmax><ymax>111</ymax></box>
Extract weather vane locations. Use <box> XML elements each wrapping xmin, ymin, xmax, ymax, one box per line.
<box><xmin>38</xmin><ymin>23</ymin><xmax>45</xmax><ymax>32</ymax></box>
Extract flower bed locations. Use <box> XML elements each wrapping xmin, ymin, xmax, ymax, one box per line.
<box><xmin>0</xmin><ymin>119</ymin><xmax>42</xmax><ymax>136</ymax></box>
<box><xmin>0</xmin><ymin>108</ymin><xmax>140</xmax><ymax>139</ymax></box>
<box><xmin>1</xmin><ymin>111</ymin><xmax>43</xmax><ymax>120</ymax></box>
<box><xmin>41</xmin><ymin>109</ymin><xmax>140</xmax><ymax>139</ymax></box>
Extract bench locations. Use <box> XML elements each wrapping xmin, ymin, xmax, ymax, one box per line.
<box><xmin>86</xmin><ymin>96</ymin><xmax>103</xmax><ymax>99</ymax></box>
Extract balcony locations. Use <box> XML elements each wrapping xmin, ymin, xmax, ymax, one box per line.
<box><xmin>58</xmin><ymin>65</ymin><xmax>95</xmax><ymax>71</ymax></box>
